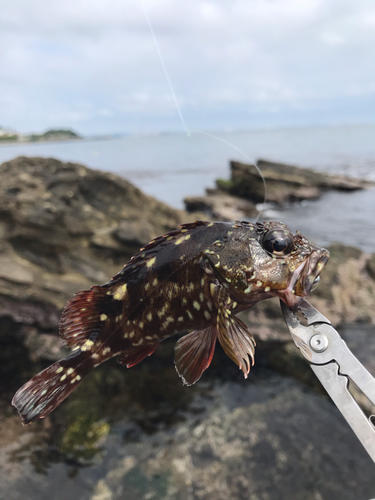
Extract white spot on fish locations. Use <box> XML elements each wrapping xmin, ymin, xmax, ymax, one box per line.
<box><xmin>60</xmin><ymin>374</ymin><xmax>67</xmax><ymax>382</ymax></box>
<box><xmin>66</xmin><ymin>368</ymin><xmax>74</xmax><ymax>375</ymax></box>
<box><xmin>157</xmin><ymin>306</ymin><xmax>167</xmax><ymax>318</ymax></box>
<box><xmin>147</xmin><ymin>312</ymin><xmax>152</xmax><ymax>321</ymax></box>
<box><xmin>264</xmin><ymin>286</ymin><xmax>271</xmax><ymax>292</ymax></box>
<box><xmin>146</xmin><ymin>257</ymin><xmax>156</xmax><ymax>268</ymax></box>
<box><xmin>204</xmin><ymin>311</ymin><xmax>211</xmax><ymax>320</ymax></box>
<box><xmin>175</xmin><ymin>237</ymin><xmax>184</xmax><ymax>245</ymax></box>
<box><xmin>100</xmin><ymin>314</ymin><xmax>107</xmax><ymax>321</ymax></box>
<box><xmin>56</xmin><ymin>367</ymin><xmax>63</xmax><ymax>374</ymax></box>
<box><xmin>193</xmin><ymin>301</ymin><xmax>201</xmax><ymax>311</ymax></box>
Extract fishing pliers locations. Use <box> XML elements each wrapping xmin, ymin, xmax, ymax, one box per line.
<box><xmin>280</xmin><ymin>298</ymin><xmax>375</xmax><ymax>463</ymax></box>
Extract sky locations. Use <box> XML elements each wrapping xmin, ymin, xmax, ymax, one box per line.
<box><xmin>1</xmin><ymin>0</ymin><xmax>375</xmax><ymax>135</ymax></box>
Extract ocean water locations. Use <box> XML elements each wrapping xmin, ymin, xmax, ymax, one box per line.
<box><xmin>1</xmin><ymin>124</ymin><xmax>375</xmax><ymax>251</ymax></box>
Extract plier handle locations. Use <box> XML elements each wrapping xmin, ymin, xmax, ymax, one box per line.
<box><xmin>280</xmin><ymin>298</ymin><xmax>375</xmax><ymax>463</ymax></box>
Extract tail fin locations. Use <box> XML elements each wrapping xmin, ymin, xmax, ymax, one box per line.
<box><xmin>12</xmin><ymin>352</ymin><xmax>91</xmax><ymax>425</ymax></box>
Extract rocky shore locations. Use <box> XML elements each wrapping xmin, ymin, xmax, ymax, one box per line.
<box><xmin>1</xmin><ymin>156</ymin><xmax>375</xmax><ymax>499</ymax></box>
<box><xmin>185</xmin><ymin>158</ymin><xmax>374</xmax><ymax>220</ymax></box>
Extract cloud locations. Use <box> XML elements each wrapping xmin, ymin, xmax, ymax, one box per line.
<box><xmin>1</xmin><ymin>0</ymin><xmax>375</xmax><ymax>134</ymax></box>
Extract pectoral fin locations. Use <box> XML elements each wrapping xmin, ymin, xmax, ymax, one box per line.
<box><xmin>174</xmin><ymin>326</ymin><xmax>217</xmax><ymax>386</ymax></box>
<box><xmin>217</xmin><ymin>316</ymin><xmax>256</xmax><ymax>378</ymax></box>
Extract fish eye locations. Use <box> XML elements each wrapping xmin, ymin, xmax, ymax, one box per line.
<box><xmin>262</xmin><ymin>229</ymin><xmax>294</xmax><ymax>256</ymax></box>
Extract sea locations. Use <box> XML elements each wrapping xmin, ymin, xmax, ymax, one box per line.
<box><xmin>1</xmin><ymin>123</ymin><xmax>375</xmax><ymax>252</ymax></box>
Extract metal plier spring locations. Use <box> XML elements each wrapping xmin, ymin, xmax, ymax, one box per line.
<box><xmin>280</xmin><ymin>298</ymin><xmax>375</xmax><ymax>463</ymax></box>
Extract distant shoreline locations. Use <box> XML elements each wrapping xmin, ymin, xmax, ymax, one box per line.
<box><xmin>0</xmin><ymin>134</ymin><xmax>126</xmax><ymax>147</ymax></box>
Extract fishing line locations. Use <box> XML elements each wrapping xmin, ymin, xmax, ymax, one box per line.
<box><xmin>138</xmin><ymin>0</ymin><xmax>267</xmax><ymax>220</ymax></box>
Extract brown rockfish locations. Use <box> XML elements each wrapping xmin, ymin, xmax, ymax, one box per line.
<box><xmin>12</xmin><ymin>220</ymin><xmax>329</xmax><ymax>424</ymax></box>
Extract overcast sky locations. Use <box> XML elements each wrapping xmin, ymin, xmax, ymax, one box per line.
<box><xmin>1</xmin><ymin>0</ymin><xmax>375</xmax><ymax>135</ymax></box>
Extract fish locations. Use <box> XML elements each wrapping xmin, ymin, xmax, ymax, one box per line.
<box><xmin>12</xmin><ymin>220</ymin><xmax>329</xmax><ymax>424</ymax></box>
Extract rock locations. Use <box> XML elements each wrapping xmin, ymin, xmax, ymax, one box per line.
<box><xmin>365</xmin><ymin>253</ymin><xmax>375</xmax><ymax>280</ymax></box>
<box><xmin>0</xmin><ymin>156</ymin><xmax>188</xmax><ymax>351</ymax></box>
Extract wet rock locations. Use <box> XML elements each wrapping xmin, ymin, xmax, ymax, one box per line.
<box><xmin>3</xmin><ymin>371</ymin><xmax>375</xmax><ymax>499</ymax></box>
<box><xmin>86</xmin><ymin>378</ymin><xmax>375</xmax><ymax>500</ymax></box>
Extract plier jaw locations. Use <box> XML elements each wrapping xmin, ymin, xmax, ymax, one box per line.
<box><xmin>280</xmin><ymin>298</ymin><xmax>375</xmax><ymax>464</ymax></box>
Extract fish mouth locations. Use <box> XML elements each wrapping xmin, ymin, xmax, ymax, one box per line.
<box><xmin>278</xmin><ymin>248</ymin><xmax>330</xmax><ymax>308</ymax></box>
<box><xmin>298</xmin><ymin>248</ymin><xmax>330</xmax><ymax>296</ymax></box>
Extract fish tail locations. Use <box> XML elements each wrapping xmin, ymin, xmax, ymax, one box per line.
<box><xmin>12</xmin><ymin>351</ymin><xmax>92</xmax><ymax>425</ymax></box>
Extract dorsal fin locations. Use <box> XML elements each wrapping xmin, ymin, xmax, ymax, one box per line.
<box><xmin>59</xmin><ymin>286</ymin><xmax>113</xmax><ymax>349</ymax></box>
<box><xmin>60</xmin><ymin>221</ymin><xmax>213</xmax><ymax>351</ymax></box>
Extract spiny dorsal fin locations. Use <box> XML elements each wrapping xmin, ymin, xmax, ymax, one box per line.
<box><xmin>111</xmin><ymin>221</ymin><xmax>211</xmax><ymax>282</ymax></box>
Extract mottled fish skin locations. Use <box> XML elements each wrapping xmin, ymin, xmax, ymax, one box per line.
<box><xmin>12</xmin><ymin>220</ymin><xmax>330</xmax><ymax>424</ymax></box>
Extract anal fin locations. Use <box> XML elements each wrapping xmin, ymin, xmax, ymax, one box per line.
<box><xmin>118</xmin><ymin>344</ymin><xmax>158</xmax><ymax>368</ymax></box>
<box><xmin>174</xmin><ymin>326</ymin><xmax>217</xmax><ymax>386</ymax></box>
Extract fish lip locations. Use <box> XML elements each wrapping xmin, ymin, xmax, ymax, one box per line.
<box><xmin>277</xmin><ymin>260</ymin><xmax>307</xmax><ymax>308</ymax></box>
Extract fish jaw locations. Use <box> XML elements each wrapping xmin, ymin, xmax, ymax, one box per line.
<box><xmin>275</xmin><ymin>248</ymin><xmax>330</xmax><ymax>308</ymax></box>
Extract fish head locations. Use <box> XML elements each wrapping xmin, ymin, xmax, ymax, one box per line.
<box><xmin>238</xmin><ymin>221</ymin><xmax>330</xmax><ymax>308</ymax></box>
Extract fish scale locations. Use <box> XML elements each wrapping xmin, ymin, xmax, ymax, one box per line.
<box><xmin>12</xmin><ymin>220</ymin><xmax>330</xmax><ymax>424</ymax></box>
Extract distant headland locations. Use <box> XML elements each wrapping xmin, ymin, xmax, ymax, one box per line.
<box><xmin>0</xmin><ymin>127</ymin><xmax>82</xmax><ymax>144</ymax></box>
